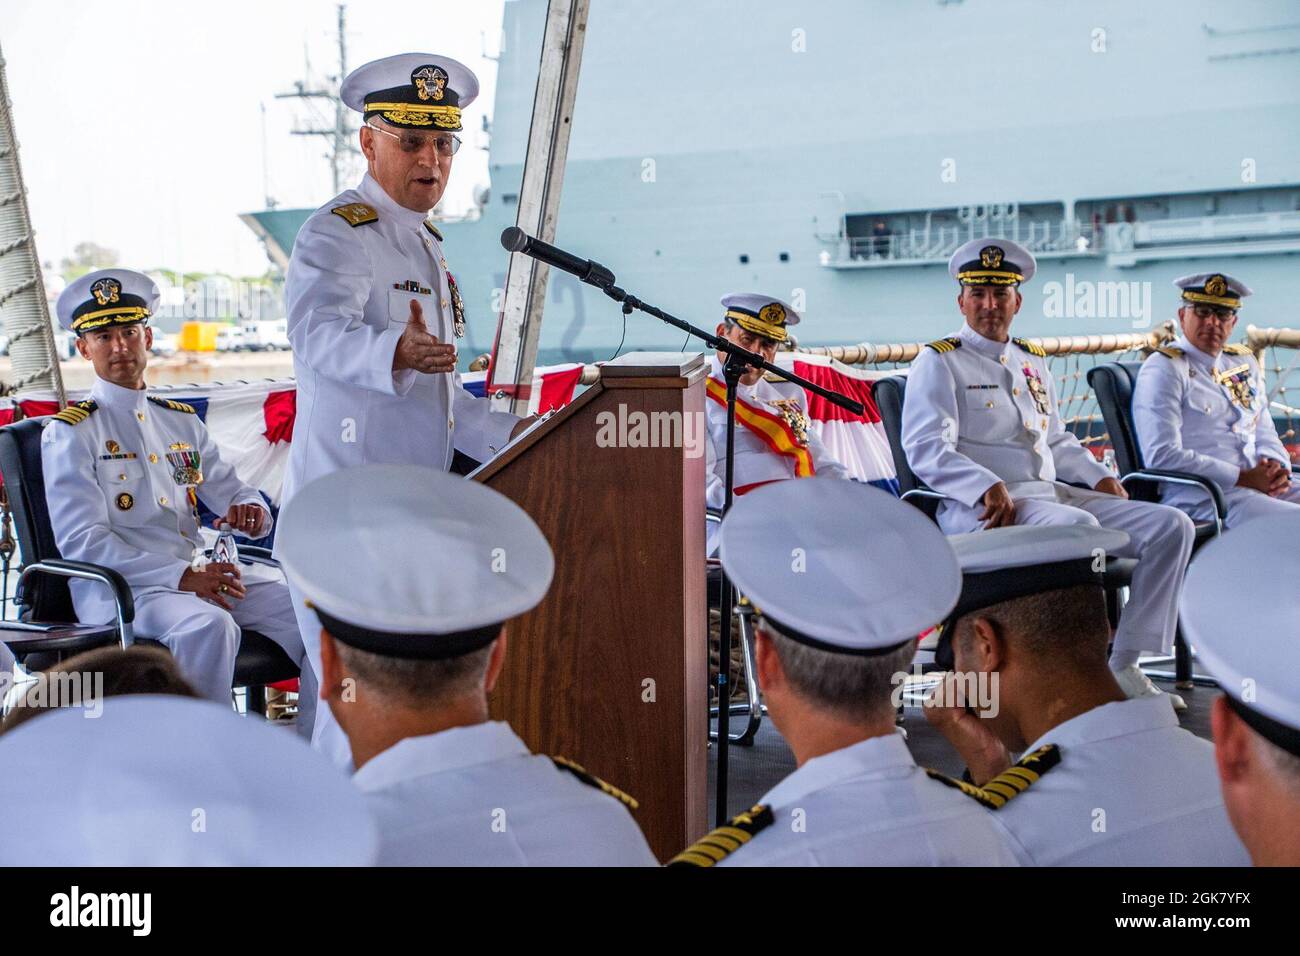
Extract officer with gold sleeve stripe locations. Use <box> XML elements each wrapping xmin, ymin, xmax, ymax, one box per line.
<box><xmin>671</xmin><ymin>478</ymin><xmax>1020</xmax><ymax>866</ymax></box>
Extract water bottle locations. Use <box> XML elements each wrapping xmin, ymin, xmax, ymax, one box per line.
<box><xmin>212</xmin><ymin>521</ymin><xmax>240</xmax><ymax>566</ymax></box>
<box><xmin>1102</xmin><ymin>448</ymin><xmax>1119</xmax><ymax>475</ymax></box>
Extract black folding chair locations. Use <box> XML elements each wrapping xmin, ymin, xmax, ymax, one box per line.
<box><xmin>1088</xmin><ymin>361</ymin><xmax>1229</xmax><ymax>687</ymax></box>
<box><xmin>706</xmin><ymin>507</ymin><xmax>762</xmax><ymax>746</ymax></box>
<box><xmin>0</xmin><ymin>416</ymin><xmax>298</xmax><ymax>713</ymax></box>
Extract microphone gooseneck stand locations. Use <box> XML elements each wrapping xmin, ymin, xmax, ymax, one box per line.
<box><xmin>500</xmin><ymin>228</ymin><xmax>864</xmax><ymax>826</ymax></box>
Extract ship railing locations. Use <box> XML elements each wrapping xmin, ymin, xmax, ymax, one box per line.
<box><xmin>1246</xmin><ymin>325</ymin><xmax>1300</xmax><ymax>448</ymax></box>
<box><xmin>574</xmin><ymin>322</ymin><xmax>1182</xmax><ymax>450</ymax></box>
<box><xmin>838</xmin><ymin>220</ymin><xmax>1104</xmax><ymax>264</ymax></box>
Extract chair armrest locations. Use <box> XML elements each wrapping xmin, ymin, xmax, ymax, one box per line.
<box><xmin>17</xmin><ymin>559</ymin><xmax>135</xmax><ymax>647</ymax></box>
<box><xmin>706</xmin><ymin>507</ymin><xmax>724</xmax><ymax>526</ymax></box>
<box><xmin>1120</xmin><ymin>468</ymin><xmax>1226</xmax><ymax>532</ymax></box>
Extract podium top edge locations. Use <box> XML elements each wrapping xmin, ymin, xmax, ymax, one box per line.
<box><xmin>599</xmin><ymin>352</ymin><xmax>706</xmax><ymax>378</ymax></box>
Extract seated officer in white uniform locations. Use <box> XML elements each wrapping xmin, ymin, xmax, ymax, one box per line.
<box><xmin>283</xmin><ymin>52</ymin><xmax>531</xmax><ymax>758</ymax></box>
<box><xmin>902</xmin><ymin>238</ymin><xmax>1195</xmax><ymax>708</ymax></box>
<box><xmin>1134</xmin><ymin>272</ymin><xmax>1298</xmax><ymax>527</ymax></box>
<box><xmin>670</xmin><ymin>479</ymin><xmax>1020</xmax><ymax>867</ymax></box>
<box><xmin>925</xmin><ymin>526</ymin><xmax>1249</xmax><ymax>866</ymax></box>
<box><xmin>1182</xmin><ymin>514</ymin><xmax>1300</xmax><ymax>866</ymax></box>
<box><xmin>41</xmin><ymin>270</ymin><xmax>305</xmax><ymax>703</ymax></box>
<box><xmin>276</xmin><ymin>464</ymin><xmax>657</xmax><ymax>866</ymax></box>
<box><xmin>705</xmin><ymin>294</ymin><xmax>849</xmax><ymax>548</ymax></box>
<box><xmin>0</xmin><ymin>695</ymin><xmax>376</xmax><ymax>865</ymax></box>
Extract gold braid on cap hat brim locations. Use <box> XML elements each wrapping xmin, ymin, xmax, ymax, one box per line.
<box><xmin>1181</xmin><ymin>290</ymin><xmax>1242</xmax><ymax>310</ymax></box>
<box><xmin>957</xmin><ymin>270</ymin><xmax>1025</xmax><ymax>285</ymax></box>
<box><xmin>364</xmin><ymin>102</ymin><xmax>461</xmax><ymax>129</ymax></box>
<box><xmin>71</xmin><ymin>306</ymin><xmax>150</xmax><ymax>332</ymax></box>
<box><xmin>725</xmin><ymin>309</ymin><xmax>788</xmax><ymax>343</ymax></box>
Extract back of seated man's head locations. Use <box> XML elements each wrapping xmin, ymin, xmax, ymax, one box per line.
<box><xmin>759</xmin><ymin>618</ymin><xmax>915</xmax><ymax>728</ymax></box>
<box><xmin>330</xmin><ymin>624</ymin><xmax>500</xmax><ymax>711</ymax></box>
<box><xmin>950</xmin><ymin>583</ymin><xmax>1114</xmax><ymax>748</ymax></box>
<box><xmin>2</xmin><ymin>645</ymin><xmax>197</xmax><ymax>733</ymax></box>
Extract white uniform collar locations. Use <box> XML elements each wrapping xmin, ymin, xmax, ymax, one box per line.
<box><xmin>90</xmin><ymin>376</ymin><xmax>149</xmax><ymax>413</ymax></box>
<box><xmin>758</xmin><ymin>731</ymin><xmax>915</xmax><ymax>809</ymax></box>
<box><xmin>1022</xmin><ymin>695</ymin><xmax>1179</xmax><ymax>756</ymax></box>
<box><xmin>708</xmin><ymin>353</ymin><xmax>762</xmax><ymax>397</ymax></box>
<box><xmin>1175</xmin><ymin>335</ymin><xmax>1224</xmax><ymax>368</ymax></box>
<box><xmin>351</xmin><ymin>720</ymin><xmax>530</xmax><ymax>791</ymax></box>
<box><xmin>957</xmin><ymin>322</ymin><xmax>1012</xmax><ymax>359</ymax></box>
<box><xmin>356</xmin><ymin>172</ymin><xmax>429</xmax><ymax>231</ymax></box>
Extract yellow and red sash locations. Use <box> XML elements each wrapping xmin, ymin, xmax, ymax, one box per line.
<box><xmin>705</xmin><ymin>377</ymin><xmax>815</xmax><ymax>478</ymax></box>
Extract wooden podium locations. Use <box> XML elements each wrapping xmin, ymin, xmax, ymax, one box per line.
<box><xmin>473</xmin><ymin>352</ymin><xmax>709</xmax><ymax>861</ymax></box>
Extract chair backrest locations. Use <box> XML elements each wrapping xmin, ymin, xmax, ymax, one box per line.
<box><xmin>872</xmin><ymin>375</ymin><xmax>923</xmax><ymax>495</ymax></box>
<box><xmin>1086</xmin><ymin>362</ymin><xmax>1146</xmax><ymax>476</ymax></box>
<box><xmin>0</xmin><ymin>417</ymin><xmax>76</xmax><ymax>622</ymax></box>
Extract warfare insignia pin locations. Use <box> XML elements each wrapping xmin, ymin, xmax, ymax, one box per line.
<box><xmin>115</xmin><ymin>492</ymin><xmax>134</xmax><ymax>511</ymax></box>
<box><xmin>105</xmin><ymin>439</ymin><xmax>120</xmax><ymax>454</ymax></box>
<box><xmin>412</xmin><ymin>65</ymin><xmax>448</xmax><ymax>101</ymax></box>
<box><xmin>91</xmin><ymin>277</ymin><xmax>121</xmax><ymax>306</ymax></box>
<box><xmin>1205</xmin><ymin>275</ymin><xmax>1228</xmax><ymax>297</ymax></box>
<box><xmin>980</xmin><ymin>246</ymin><xmax>1004</xmax><ymax>269</ymax></box>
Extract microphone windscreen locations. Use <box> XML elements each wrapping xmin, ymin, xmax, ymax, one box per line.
<box><xmin>500</xmin><ymin>227</ymin><xmax>529</xmax><ymax>252</ymax></box>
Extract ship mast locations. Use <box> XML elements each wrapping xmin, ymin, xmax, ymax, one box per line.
<box><xmin>275</xmin><ymin>3</ymin><xmax>358</xmax><ymax>195</ymax></box>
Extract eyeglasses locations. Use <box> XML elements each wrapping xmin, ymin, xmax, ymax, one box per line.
<box><xmin>366</xmin><ymin>122</ymin><xmax>461</xmax><ymax>156</ymax></box>
<box><xmin>1190</xmin><ymin>304</ymin><xmax>1237</xmax><ymax>323</ymax></box>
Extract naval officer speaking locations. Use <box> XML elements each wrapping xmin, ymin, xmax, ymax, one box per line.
<box><xmin>282</xmin><ymin>52</ymin><xmax>533</xmax><ymax>764</ymax></box>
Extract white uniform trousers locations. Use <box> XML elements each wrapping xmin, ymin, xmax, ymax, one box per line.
<box><xmin>939</xmin><ymin>485</ymin><xmax>1194</xmax><ymax>656</ymax></box>
<box><xmin>134</xmin><ymin>577</ymin><xmax>305</xmax><ymax>705</ymax></box>
<box><xmin>1185</xmin><ymin>482</ymin><xmax>1300</xmax><ymax>529</ymax></box>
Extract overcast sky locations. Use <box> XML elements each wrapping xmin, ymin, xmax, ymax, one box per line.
<box><xmin>2</xmin><ymin>0</ymin><xmax>507</xmax><ymax>276</ymax></box>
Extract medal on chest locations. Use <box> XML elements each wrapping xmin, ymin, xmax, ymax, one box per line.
<box><xmin>165</xmin><ymin>442</ymin><xmax>204</xmax><ymax>486</ymax></box>
<box><xmin>446</xmin><ymin>271</ymin><xmax>466</xmax><ymax>338</ymax></box>
<box><xmin>765</xmin><ymin>398</ymin><xmax>810</xmax><ymax>446</ymax></box>
<box><xmin>1213</xmin><ymin>363</ymin><xmax>1255</xmax><ymax>410</ymax></box>
<box><xmin>1021</xmin><ymin>363</ymin><xmax>1050</xmax><ymax>415</ymax></box>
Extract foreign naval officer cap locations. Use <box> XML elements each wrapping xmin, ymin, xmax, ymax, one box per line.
<box><xmin>0</xmin><ymin>695</ymin><xmax>377</xmax><ymax>865</ymax></box>
<box><xmin>1181</xmin><ymin>514</ymin><xmax>1300</xmax><ymax>757</ymax></box>
<box><xmin>718</xmin><ymin>478</ymin><xmax>961</xmax><ymax>655</ymax></box>
<box><xmin>936</xmin><ymin>525</ymin><xmax>1130</xmax><ymax>669</ymax></box>
<box><xmin>948</xmin><ymin>237</ymin><xmax>1036</xmax><ymax>287</ymax></box>
<box><xmin>277</xmin><ymin>464</ymin><xmax>554</xmax><ymax>660</ymax></box>
<box><xmin>56</xmin><ymin>268</ymin><xmax>159</xmax><ymax>335</ymax></box>
<box><xmin>341</xmin><ymin>52</ymin><xmax>479</xmax><ymax>132</ymax></box>
<box><xmin>721</xmin><ymin>292</ymin><xmax>801</xmax><ymax>345</ymax></box>
<box><xmin>1174</xmin><ymin>272</ymin><xmax>1252</xmax><ymax>312</ymax></box>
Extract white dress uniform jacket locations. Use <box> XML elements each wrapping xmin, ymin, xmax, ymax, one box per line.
<box><xmin>1133</xmin><ymin>336</ymin><xmax>1299</xmax><ymax>525</ymax></box>
<box><xmin>352</xmin><ymin>721</ymin><xmax>657</xmax><ymax>866</ymax></box>
<box><xmin>902</xmin><ymin>323</ymin><xmax>1194</xmax><ymax>656</ymax></box>
<box><xmin>704</xmin><ymin>355</ymin><xmax>850</xmax><ymax>511</ymax></box>
<box><xmin>989</xmin><ymin>697</ymin><xmax>1251</xmax><ymax>866</ymax></box>
<box><xmin>717</xmin><ymin>732</ymin><xmax>1020</xmax><ymax>866</ymax></box>
<box><xmin>41</xmin><ymin>378</ymin><xmax>303</xmax><ymax>701</ymax></box>
<box><xmin>283</xmin><ymin>173</ymin><xmax>518</xmax><ymax>502</ymax></box>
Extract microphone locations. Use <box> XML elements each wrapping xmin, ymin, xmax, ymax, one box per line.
<box><xmin>500</xmin><ymin>227</ymin><xmax>616</xmax><ymax>289</ymax></box>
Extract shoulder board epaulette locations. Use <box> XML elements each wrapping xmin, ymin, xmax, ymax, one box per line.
<box><xmin>50</xmin><ymin>400</ymin><xmax>97</xmax><ymax>426</ymax></box>
<box><xmin>1222</xmin><ymin>344</ymin><xmax>1254</xmax><ymax>357</ymax></box>
<box><xmin>550</xmin><ymin>756</ymin><xmax>638</xmax><ymax>810</ymax></box>
<box><xmin>331</xmin><ymin>202</ymin><xmax>378</xmax><ymax>227</ymax></box>
<box><xmin>1012</xmin><ymin>337</ymin><xmax>1046</xmax><ymax>357</ymax></box>
<box><xmin>762</xmin><ymin>370</ymin><xmax>788</xmax><ymax>384</ymax></box>
<box><xmin>423</xmin><ymin>220</ymin><xmax>443</xmax><ymax>242</ymax></box>
<box><xmin>667</xmin><ymin>804</ymin><xmax>774</xmax><ymax>867</ymax></box>
<box><xmin>1151</xmin><ymin>346</ymin><xmax>1184</xmax><ymax>360</ymax></box>
<box><xmin>925</xmin><ymin>336</ymin><xmax>962</xmax><ymax>354</ymax></box>
<box><xmin>147</xmin><ymin>397</ymin><xmax>197</xmax><ymax>415</ymax></box>
<box><xmin>925</xmin><ymin>743</ymin><xmax>1061</xmax><ymax>810</ymax></box>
